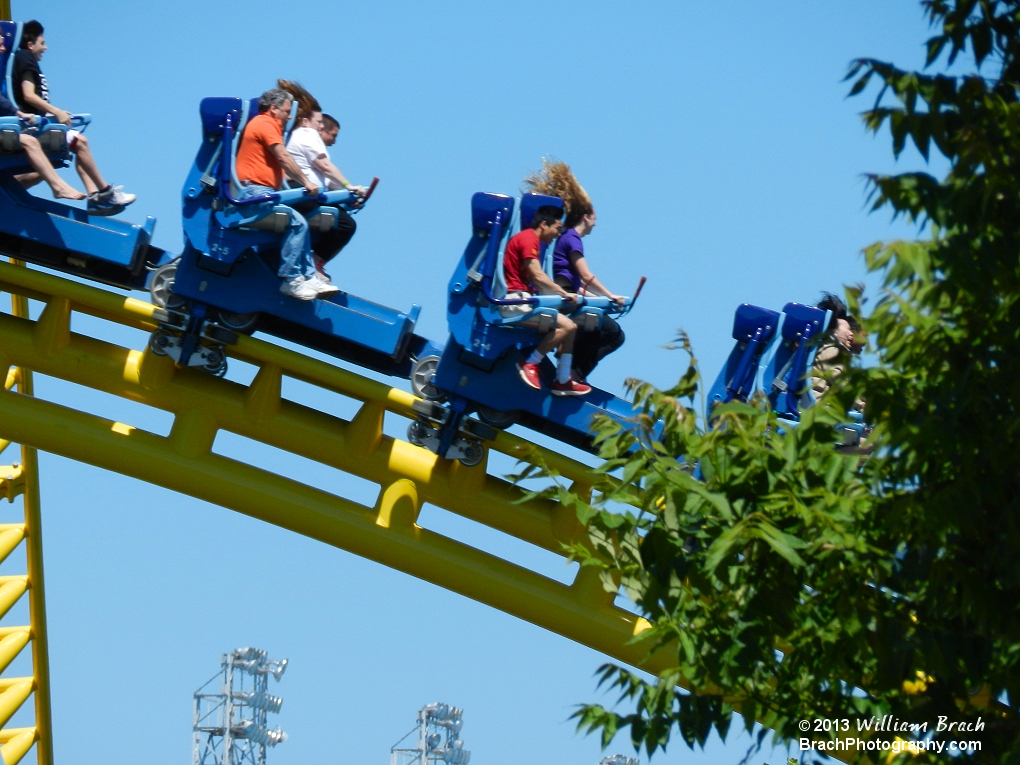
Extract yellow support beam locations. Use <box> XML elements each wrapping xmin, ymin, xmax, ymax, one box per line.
<box><xmin>0</xmin><ymin>526</ymin><xmax>25</xmax><ymax>567</ymax></box>
<box><xmin>0</xmin><ymin>261</ymin><xmax>866</xmax><ymax>764</ymax></box>
<box><xmin>0</xmin><ymin>467</ymin><xmax>23</xmax><ymax>502</ymax></box>
<box><xmin>0</xmin><ymin>386</ymin><xmax>661</xmax><ymax>672</ymax></box>
<box><xmin>0</xmin><ymin>260</ymin><xmax>666</xmax><ymax>676</ymax></box>
<box><xmin>0</xmin><ymin>366</ymin><xmax>16</xmax><ymax>456</ymax></box>
<box><xmin>0</xmin><ymin>577</ymin><xmax>27</xmax><ymax>622</ymax></box>
<box><xmin>0</xmin><ymin>632</ymin><xmax>30</xmax><ymax>676</ymax></box>
<box><xmin>0</xmin><ymin>730</ymin><xmax>37</xmax><ymax>765</ymax></box>
<box><xmin>3</xmin><ymin>257</ymin><xmax>53</xmax><ymax>765</ymax></box>
<box><xmin>0</xmin><ymin>680</ymin><xmax>33</xmax><ymax>730</ymax></box>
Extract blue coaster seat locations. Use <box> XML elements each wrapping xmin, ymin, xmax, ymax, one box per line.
<box><xmin>764</xmin><ymin>302</ymin><xmax>831</xmax><ymax>419</ymax></box>
<box><xmin>0</xmin><ymin>21</ymin><xmax>157</xmax><ymax>288</ymax></box>
<box><xmin>182</xmin><ymin>97</ymin><xmax>361</xmax><ymax>276</ymax></box>
<box><xmin>446</xmin><ymin>192</ymin><xmax>575</xmax><ymax>368</ymax></box>
<box><xmin>0</xmin><ymin>21</ymin><xmax>86</xmax><ymax>172</ymax></box>
<box><xmin>706</xmin><ymin>303</ymin><xmax>782</xmax><ymax>411</ymax></box>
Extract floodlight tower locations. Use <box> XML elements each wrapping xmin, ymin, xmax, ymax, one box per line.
<box><xmin>599</xmin><ymin>756</ymin><xmax>639</xmax><ymax>765</ymax></box>
<box><xmin>390</xmin><ymin>703</ymin><xmax>471</xmax><ymax>765</ymax></box>
<box><xmin>193</xmin><ymin>647</ymin><xmax>289</xmax><ymax>765</ymax></box>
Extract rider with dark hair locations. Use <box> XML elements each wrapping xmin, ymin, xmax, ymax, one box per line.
<box><xmin>501</xmin><ymin>204</ymin><xmax>590</xmax><ymax>396</ymax></box>
<box><xmin>816</xmin><ymin>291</ymin><xmax>848</xmax><ymax>331</ymax></box>
<box><xmin>811</xmin><ymin>291</ymin><xmax>859</xmax><ymax>399</ymax></box>
<box><xmin>0</xmin><ymin>32</ymin><xmax>83</xmax><ymax>200</ymax></box>
<box><xmin>12</xmin><ymin>20</ymin><xmax>135</xmax><ymax>215</ymax></box>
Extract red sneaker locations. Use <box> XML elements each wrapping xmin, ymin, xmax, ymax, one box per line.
<box><xmin>517</xmin><ymin>361</ymin><xmax>543</xmax><ymax>390</ymax></box>
<box><xmin>313</xmin><ymin>255</ymin><xmax>332</xmax><ymax>284</ymax></box>
<box><xmin>551</xmin><ymin>376</ymin><xmax>592</xmax><ymax>396</ymax></box>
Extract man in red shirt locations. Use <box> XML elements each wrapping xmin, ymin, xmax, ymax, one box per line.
<box><xmin>235</xmin><ymin>88</ymin><xmax>335</xmax><ymax>301</ymax></box>
<box><xmin>501</xmin><ymin>206</ymin><xmax>590</xmax><ymax>396</ymax></box>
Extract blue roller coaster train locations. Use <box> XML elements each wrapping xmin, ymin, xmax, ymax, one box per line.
<box><xmin>0</xmin><ymin>18</ymin><xmax>864</xmax><ymax>467</ymax></box>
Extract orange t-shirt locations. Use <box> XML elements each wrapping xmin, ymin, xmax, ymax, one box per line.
<box><xmin>235</xmin><ymin>113</ymin><xmax>284</xmax><ymax>190</ymax></box>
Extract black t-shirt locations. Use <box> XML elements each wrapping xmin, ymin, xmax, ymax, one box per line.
<box><xmin>12</xmin><ymin>49</ymin><xmax>48</xmax><ymax>115</ymax></box>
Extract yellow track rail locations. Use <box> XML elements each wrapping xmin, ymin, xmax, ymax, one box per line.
<box><xmin>0</xmin><ymin>261</ymin><xmax>667</xmax><ymax>680</ymax></box>
<box><xmin>0</xmin><ymin>262</ymin><xmax>876</xmax><ymax>765</ymax></box>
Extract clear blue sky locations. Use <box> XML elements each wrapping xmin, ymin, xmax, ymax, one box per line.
<box><xmin>3</xmin><ymin>2</ymin><xmax>937</xmax><ymax>765</ymax></box>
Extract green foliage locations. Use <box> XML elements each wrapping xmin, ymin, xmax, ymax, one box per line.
<box><xmin>533</xmin><ymin>2</ymin><xmax>1020</xmax><ymax>761</ymax></box>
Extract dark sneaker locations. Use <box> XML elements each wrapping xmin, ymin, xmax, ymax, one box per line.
<box><xmin>87</xmin><ymin>185</ymin><xmax>135</xmax><ymax>216</ymax></box>
<box><xmin>517</xmin><ymin>362</ymin><xmax>543</xmax><ymax>390</ymax></box>
<box><xmin>551</xmin><ymin>377</ymin><xmax>592</xmax><ymax>397</ymax></box>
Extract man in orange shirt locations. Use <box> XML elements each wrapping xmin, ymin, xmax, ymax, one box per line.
<box><xmin>235</xmin><ymin>88</ymin><xmax>335</xmax><ymax>300</ymax></box>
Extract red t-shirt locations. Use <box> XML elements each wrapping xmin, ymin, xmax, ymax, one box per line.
<box><xmin>503</xmin><ymin>229</ymin><xmax>541</xmax><ymax>294</ymax></box>
<box><xmin>235</xmin><ymin>113</ymin><xmax>284</xmax><ymax>189</ymax></box>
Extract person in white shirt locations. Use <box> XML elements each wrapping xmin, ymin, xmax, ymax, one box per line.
<box><xmin>285</xmin><ymin>105</ymin><xmax>367</xmax><ymax>284</ymax></box>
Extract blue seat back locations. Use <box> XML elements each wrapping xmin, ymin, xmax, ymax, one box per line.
<box><xmin>706</xmin><ymin>303</ymin><xmax>781</xmax><ymax>410</ymax></box>
<box><xmin>182</xmin><ymin>97</ymin><xmax>280</xmax><ymax>272</ymax></box>
<box><xmin>446</xmin><ymin>192</ymin><xmax>566</xmax><ymax>362</ymax></box>
<box><xmin>779</xmin><ymin>302</ymin><xmax>827</xmax><ymax>343</ymax></box>
<box><xmin>733</xmin><ymin>303</ymin><xmax>781</xmax><ymax>344</ymax></box>
<box><xmin>519</xmin><ymin>192</ymin><xmax>562</xmax><ymax>277</ymax></box>
<box><xmin>765</xmin><ymin>302</ymin><xmax>830</xmax><ymax>418</ymax></box>
<box><xmin>519</xmin><ymin>192</ymin><xmax>562</xmax><ymax>229</ymax></box>
<box><xmin>200</xmin><ymin>97</ymin><xmax>244</xmax><ymax>138</ymax></box>
<box><xmin>0</xmin><ymin>21</ymin><xmax>16</xmax><ymax>100</ymax></box>
<box><xmin>472</xmin><ymin>191</ymin><xmax>514</xmax><ymax>233</ymax></box>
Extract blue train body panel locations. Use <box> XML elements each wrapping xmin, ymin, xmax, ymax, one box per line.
<box><xmin>171</xmin><ymin>246</ymin><xmax>420</xmax><ymax>362</ymax></box>
<box><xmin>433</xmin><ymin>339</ymin><xmax>644</xmax><ymax>451</ymax></box>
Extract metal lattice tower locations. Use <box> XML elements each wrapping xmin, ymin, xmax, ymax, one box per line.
<box><xmin>193</xmin><ymin>647</ymin><xmax>289</xmax><ymax>765</ymax></box>
<box><xmin>390</xmin><ymin>703</ymin><xmax>471</xmax><ymax>765</ymax></box>
<box><xmin>599</xmin><ymin>756</ymin><xmax>639</xmax><ymax>765</ymax></box>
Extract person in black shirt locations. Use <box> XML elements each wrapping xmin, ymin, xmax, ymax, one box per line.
<box><xmin>0</xmin><ymin>32</ymin><xmax>84</xmax><ymax>200</ymax></box>
<box><xmin>14</xmin><ymin>20</ymin><xmax>136</xmax><ymax>216</ymax></box>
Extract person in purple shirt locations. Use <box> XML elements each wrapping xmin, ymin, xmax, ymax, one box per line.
<box><xmin>529</xmin><ymin>159</ymin><xmax>626</xmax><ymax>383</ymax></box>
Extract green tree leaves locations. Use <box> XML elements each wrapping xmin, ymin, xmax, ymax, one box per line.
<box><xmin>545</xmin><ymin>2</ymin><xmax>1020</xmax><ymax>761</ymax></box>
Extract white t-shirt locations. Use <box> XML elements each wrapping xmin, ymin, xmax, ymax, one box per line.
<box><xmin>286</xmin><ymin>127</ymin><xmax>334</xmax><ymax>189</ymax></box>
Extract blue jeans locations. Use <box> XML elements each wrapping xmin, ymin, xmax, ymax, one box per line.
<box><xmin>239</xmin><ymin>184</ymin><xmax>314</xmax><ymax>281</ymax></box>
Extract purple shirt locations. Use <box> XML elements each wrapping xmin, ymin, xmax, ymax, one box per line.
<box><xmin>552</xmin><ymin>228</ymin><xmax>584</xmax><ymax>290</ymax></box>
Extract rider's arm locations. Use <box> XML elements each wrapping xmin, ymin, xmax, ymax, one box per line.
<box><xmin>569</xmin><ymin>253</ymin><xmax>624</xmax><ymax>303</ymax></box>
<box><xmin>0</xmin><ymin>93</ymin><xmax>27</xmax><ymax>121</ymax></box>
<box><xmin>270</xmin><ymin>143</ymin><xmax>319</xmax><ymax>195</ymax></box>
<box><xmin>20</xmin><ymin>80</ymin><xmax>68</xmax><ymax>124</ymax></box>
<box><xmin>524</xmin><ymin>258</ymin><xmax>571</xmax><ymax>298</ymax></box>
<box><xmin>311</xmin><ymin>154</ymin><xmax>362</xmax><ymax>193</ymax></box>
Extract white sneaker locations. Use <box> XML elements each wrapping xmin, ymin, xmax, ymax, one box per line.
<box><xmin>279</xmin><ymin>277</ymin><xmax>317</xmax><ymax>301</ymax></box>
<box><xmin>308</xmin><ymin>274</ymin><xmax>340</xmax><ymax>296</ymax></box>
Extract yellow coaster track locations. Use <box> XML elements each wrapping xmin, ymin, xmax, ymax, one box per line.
<box><xmin>0</xmin><ymin>259</ymin><xmax>673</xmax><ymax>764</ymax></box>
